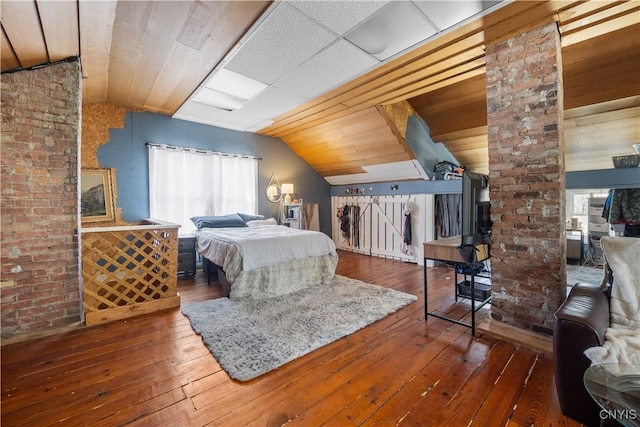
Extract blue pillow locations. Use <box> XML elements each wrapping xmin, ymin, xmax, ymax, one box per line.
<box><xmin>190</xmin><ymin>213</ymin><xmax>247</xmax><ymax>229</ymax></box>
<box><xmin>237</xmin><ymin>213</ymin><xmax>265</xmax><ymax>223</ymax></box>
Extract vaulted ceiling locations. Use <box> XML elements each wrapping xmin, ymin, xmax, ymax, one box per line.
<box><xmin>2</xmin><ymin>1</ymin><xmax>639</xmax><ymax>184</ymax></box>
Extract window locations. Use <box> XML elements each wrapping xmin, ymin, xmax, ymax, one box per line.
<box><xmin>148</xmin><ymin>144</ymin><xmax>258</xmax><ymax>234</ymax></box>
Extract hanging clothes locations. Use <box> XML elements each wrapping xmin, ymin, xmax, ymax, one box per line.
<box><xmin>602</xmin><ymin>189</ymin><xmax>613</xmax><ymax>221</ymax></box>
<box><xmin>608</xmin><ymin>188</ymin><xmax>640</xmax><ymax>224</ymax></box>
<box><xmin>338</xmin><ymin>205</ymin><xmax>351</xmax><ymax>244</ymax></box>
<box><xmin>402</xmin><ymin>200</ymin><xmax>413</xmax><ymax>255</ymax></box>
<box><xmin>338</xmin><ymin>204</ymin><xmax>362</xmax><ymax>247</ymax></box>
<box><xmin>436</xmin><ymin>194</ymin><xmax>462</xmax><ymax>237</ymax></box>
<box><xmin>352</xmin><ymin>204</ymin><xmax>361</xmax><ymax>248</ymax></box>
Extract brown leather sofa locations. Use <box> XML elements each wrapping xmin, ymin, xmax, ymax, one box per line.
<box><xmin>553</xmin><ymin>281</ymin><xmax>610</xmax><ymax>427</ymax></box>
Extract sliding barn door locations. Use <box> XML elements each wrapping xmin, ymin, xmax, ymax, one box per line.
<box><xmin>331</xmin><ymin>194</ymin><xmax>434</xmax><ymax>265</ymax></box>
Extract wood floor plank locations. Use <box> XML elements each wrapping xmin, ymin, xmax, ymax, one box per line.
<box><xmin>200</xmin><ymin>312</ymin><xmax>425</xmax><ymax>425</ymax></box>
<box><xmin>510</xmin><ymin>355</ymin><xmax>554</xmax><ymax>426</ymax></box>
<box><xmin>0</xmin><ymin>250</ymin><xmax>581</xmax><ymax>427</ymax></box>
<box><xmin>244</xmin><ymin>319</ymin><xmax>455</xmax><ymax>426</ymax></box>
<box><xmin>1</xmin><ymin>330</ymin><xmax>208</xmax><ymax>416</ymax></box>
<box><xmin>470</xmin><ymin>348</ymin><xmax>538</xmax><ymax>425</ymax></box>
<box><xmin>425</xmin><ymin>340</ymin><xmax>519</xmax><ymax>426</ymax></box>
<box><xmin>357</xmin><ymin>333</ymin><xmax>495</xmax><ymax>426</ymax></box>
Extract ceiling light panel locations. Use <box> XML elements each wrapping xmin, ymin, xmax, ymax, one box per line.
<box><xmin>273</xmin><ymin>40</ymin><xmax>379</xmax><ymax>99</ymax></box>
<box><xmin>225</xmin><ymin>2</ymin><xmax>337</xmax><ymax>85</ymax></box>
<box><xmin>204</xmin><ymin>68</ymin><xmax>268</xmax><ymax>100</ymax></box>
<box><xmin>345</xmin><ymin>1</ymin><xmax>437</xmax><ymax>61</ymax></box>
<box><xmin>289</xmin><ymin>0</ymin><xmax>390</xmax><ymax>35</ymax></box>
<box><xmin>412</xmin><ymin>1</ymin><xmax>501</xmax><ymax>31</ymax></box>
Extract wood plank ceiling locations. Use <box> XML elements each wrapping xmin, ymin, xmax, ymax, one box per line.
<box><xmin>259</xmin><ymin>1</ymin><xmax>640</xmax><ymax>177</ymax></box>
<box><xmin>1</xmin><ymin>1</ymin><xmax>639</xmax><ymax>181</ymax></box>
<box><xmin>1</xmin><ymin>0</ymin><xmax>270</xmax><ymax>114</ymax></box>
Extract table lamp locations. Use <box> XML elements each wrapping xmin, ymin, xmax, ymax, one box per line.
<box><xmin>281</xmin><ymin>183</ymin><xmax>294</xmax><ymax>204</ymax></box>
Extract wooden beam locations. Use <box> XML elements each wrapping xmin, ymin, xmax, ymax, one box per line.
<box><xmin>0</xmin><ymin>0</ymin><xmax>48</xmax><ymax>68</ymax></box>
<box><xmin>561</xmin><ymin>6</ymin><xmax>640</xmax><ymax>46</ymax></box>
<box><xmin>1</xmin><ymin>27</ymin><xmax>20</xmax><ymax>70</ymax></box>
<box><xmin>79</xmin><ymin>0</ymin><xmax>117</xmax><ymax>103</ymax></box>
<box><xmin>36</xmin><ymin>0</ymin><xmax>79</xmax><ymax>62</ymax></box>
<box><xmin>477</xmin><ymin>319</ymin><xmax>553</xmax><ymax>356</ymax></box>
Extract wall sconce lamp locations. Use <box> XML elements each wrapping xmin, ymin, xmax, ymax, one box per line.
<box><xmin>281</xmin><ymin>183</ymin><xmax>294</xmax><ymax>204</ymax></box>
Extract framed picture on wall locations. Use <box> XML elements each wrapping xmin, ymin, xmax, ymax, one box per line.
<box><xmin>81</xmin><ymin>168</ymin><xmax>115</xmax><ymax>223</ymax></box>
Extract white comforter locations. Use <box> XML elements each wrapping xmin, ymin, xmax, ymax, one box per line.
<box><xmin>196</xmin><ymin>225</ymin><xmax>337</xmax><ymax>272</ymax></box>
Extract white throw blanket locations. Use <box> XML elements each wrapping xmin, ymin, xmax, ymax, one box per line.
<box><xmin>584</xmin><ymin>236</ymin><xmax>640</xmax><ymax>365</ymax></box>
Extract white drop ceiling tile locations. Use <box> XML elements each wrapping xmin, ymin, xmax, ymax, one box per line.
<box><xmin>289</xmin><ymin>0</ymin><xmax>390</xmax><ymax>35</ymax></box>
<box><xmin>237</xmin><ymin>86</ymin><xmax>306</xmax><ymax>120</ymax></box>
<box><xmin>204</xmin><ymin>68</ymin><xmax>268</xmax><ymax>100</ymax></box>
<box><xmin>273</xmin><ymin>40</ymin><xmax>379</xmax><ymax>99</ymax></box>
<box><xmin>225</xmin><ymin>2</ymin><xmax>337</xmax><ymax>85</ymax></box>
<box><xmin>245</xmin><ymin>119</ymin><xmax>274</xmax><ymax>133</ymax></box>
<box><xmin>363</xmin><ymin>160</ymin><xmax>424</xmax><ymax>176</ymax></box>
<box><xmin>412</xmin><ymin>1</ymin><xmax>498</xmax><ymax>31</ymax></box>
<box><xmin>345</xmin><ymin>1</ymin><xmax>438</xmax><ymax>61</ymax></box>
<box><xmin>192</xmin><ymin>88</ymin><xmax>247</xmax><ymax>110</ymax></box>
<box><xmin>172</xmin><ymin>101</ymin><xmax>227</xmax><ymax>127</ymax></box>
<box><xmin>213</xmin><ymin>110</ymin><xmax>266</xmax><ymax>132</ymax></box>
<box><xmin>325</xmin><ymin>160</ymin><xmax>426</xmax><ymax>185</ymax></box>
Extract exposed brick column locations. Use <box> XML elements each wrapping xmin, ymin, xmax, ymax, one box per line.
<box><xmin>1</xmin><ymin>60</ymin><xmax>82</xmax><ymax>338</ymax></box>
<box><xmin>485</xmin><ymin>22</ymin><xmax>566</xmax><ymax>335</ymax></box>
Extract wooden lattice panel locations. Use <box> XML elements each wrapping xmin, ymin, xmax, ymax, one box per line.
<box><xmin>81</xmin><ymin>224</ymin><xmax>179</xmax><ymax>325</ymax></box>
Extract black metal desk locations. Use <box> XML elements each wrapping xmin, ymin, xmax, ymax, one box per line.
<box><xmin>423</xmin><ymin>236</ymin><xmax>491</xmax><ymax>335</ymax></box>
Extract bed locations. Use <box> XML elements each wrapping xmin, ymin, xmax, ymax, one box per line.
<box><xmin>193</xmin><ymin>214</ymin><xmax>338</xmax><ymax>300</ymax></box>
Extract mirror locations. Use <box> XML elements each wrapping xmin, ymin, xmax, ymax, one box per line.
<box><xmin>266</xmin><ymin>173</ymin><xmax>282</xmax><ymax>203</ymax></box>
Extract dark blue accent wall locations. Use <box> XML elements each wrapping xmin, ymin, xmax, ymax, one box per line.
<box><xmin>95</xmin><ymin>111</ymin><xmax>638</xmax><ymax>237</ymax></box>
<box><xmin>331</xmin><ymin>169</ymin><xmax>639</xmax><ymax>197</ymax></box>
<box><xmin>97</xmin><ymin>111</ymin><xmax>332</xmax><ymax>234</ymax></box>
<box><xmin>330</xmin><ymin>179</ymin><xmax>462</xmax><ymax>197</ymax></box>
<box><xmin>566</xmin><ymin>168</ymin><xmax>640</xmax><ymax>189</ymax></box>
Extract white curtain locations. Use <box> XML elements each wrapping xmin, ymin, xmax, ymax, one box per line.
<box><xmin>148</xmin><ymin>144</ymin><xmax>258</xmax><ymax>234</ymax></box>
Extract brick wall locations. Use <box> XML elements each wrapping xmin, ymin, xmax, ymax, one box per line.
<box><xmin>1</xmin><ymin>60</ymin><xmax>82</xmax><ymax>338</ymax></box>
<box><xmin>485</xmin><ymin>23</ymin><xmax>566</xmax><ymax>335</ymax></box>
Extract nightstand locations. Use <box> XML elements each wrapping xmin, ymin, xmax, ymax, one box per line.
<box><xmin>178</xmin><ymin>235</ymin><xmax>196</xmax><ymax>278</ymax></box>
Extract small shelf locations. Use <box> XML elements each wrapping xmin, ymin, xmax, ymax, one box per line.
<box><xmin>456</xmin><ymin>280</ymin><xmax>491</xmax><ymax>302</ymax></box>
<box><xmin>281</xmin><ymin>201</ymin><xmax>303</xmax><ymax>229</ymax></box>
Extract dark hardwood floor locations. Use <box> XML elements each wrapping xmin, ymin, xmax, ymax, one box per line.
<box><xmin>1</xmin><ymin>250</ymin><xmax>582</xmax><ymax>426</ymax></box>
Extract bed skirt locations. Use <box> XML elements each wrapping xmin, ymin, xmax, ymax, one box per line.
<box><xmin>211</xmin><ymin>254</ymin><xmax>338</xmax><ymax>300</ymax></box>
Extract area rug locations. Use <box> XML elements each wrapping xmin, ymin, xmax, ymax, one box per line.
<box><xmin>567</xmin><ymin>264</ymin><xmax>604</xmax><ymax>286</ymax></box>
<box><xmin>181</xmin><ymin>275</ymin><xmax>417</xmax><ymax>381</ymax></box>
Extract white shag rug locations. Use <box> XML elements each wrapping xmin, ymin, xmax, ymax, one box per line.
<box><xmin>181</xmin><ymin>274</ymin><xmax>417</xmax><ymax>381</ymax></box>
